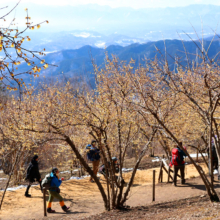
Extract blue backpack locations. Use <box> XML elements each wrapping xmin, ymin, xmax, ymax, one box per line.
<box><xmin>85</xmin><ymin>144</ymin><xmax>100</xmax><ymax>161</ymax></box>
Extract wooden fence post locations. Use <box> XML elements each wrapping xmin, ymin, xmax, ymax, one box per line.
<box><xmin>43</xmin><ymin>187</ymin><xmax>47</xmax><ymax>217</ymax></box>
<box><xmin>158</xmin><ymin>162</ymin><xmax>163</xmax><ymax>183</ymax></box>
<box><xmin>196</xmin><ymin>149</ymin><xmax>199</xmax><ymax>162</ymax></box>
<box><xmin>152</xmin><ymin>170</ymin><xmax>155</xmax><ymax>202</ymax></box>
<box><xmin>167</xmin><ymin>166</ymin><xmax>171</xmax><ymax>183</ymax></box>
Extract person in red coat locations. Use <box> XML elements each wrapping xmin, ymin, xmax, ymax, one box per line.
<box><xmin>170</xmin><ymin>142</ymin><xmax>186</xmax><ymax>186</ymax></box>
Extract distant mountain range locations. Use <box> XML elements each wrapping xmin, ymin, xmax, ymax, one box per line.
<box><xmin>2</xmin><ymin>3</ymin><xmax>220</xmax><ymax>90</ymax></box>
<box><xmin>21</xmin><ymin>30</ymin><xmax>148</xmax><ymax>52</ymax></box>
<box><xmin>15</xmin><ymin>39</ymin><xmax>220</xmax><ymax>88</ymax></box>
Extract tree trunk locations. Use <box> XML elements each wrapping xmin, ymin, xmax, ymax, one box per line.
<box><xmin>65</xmin><ymin>136</ymin><xmax>109</xmax><ymax>210</ymax></box>
<box><xmin>209</xmin><ymin>123</ymin><xmax>214</xmax><ymax>186</ymax></box>
<box><xmin>120</xmin><ymin>132</ymin><xmax>156</xmax><ymax>206</ymax></box>
<box><xmin>212</xmin><ymin>119</ymin><xmax>220</xmax><ymax>181</ymax></box>
<box><xmin>151</xmin><ymin>113</ymin><xmax>219</xmax><ymax>202</ymax></box>
<box><xmin>0</xmin><ymin>145</ymin><xmax>22</xmax><ymax>210</ymax></box>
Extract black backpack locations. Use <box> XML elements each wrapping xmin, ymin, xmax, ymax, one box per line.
<box><xmin>26</xmin><ymin>163</ymin><xmax>33</xmax><ymax>180</ymax></box>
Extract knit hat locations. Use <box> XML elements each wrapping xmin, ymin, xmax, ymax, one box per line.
<box><xmin>52</xmin><ymin>167</ymin><xmax>58</xmax><ymax>174</ymax></box>
<box><xmin>33</xmin><ymin>155</ymin><xmax>39</xmax><ymax>160</ymax></box>
<box><xmin>91</xmin><ymin>140</ymin><xmax>97</xmax><ymax>145</ymax></box>
<box><xmin>112</xmin><ymin>157</ymin><xmax>118</xmax><ymax>161</ymax></box>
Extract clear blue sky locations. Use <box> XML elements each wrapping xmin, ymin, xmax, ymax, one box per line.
<box><xmin>1</xmin><ymin>0</ymin><xmax>220</xmax><ymax>9</ymax></box>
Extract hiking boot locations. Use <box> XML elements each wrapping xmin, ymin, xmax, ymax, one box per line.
<box><xmin>62</xmin><ymin>205</ymin><xmax>70</xmax><ymax>212</ymax></box>
<box><xmin>25</xmin><ymin>185</ymin><xmax>31</xmax><ymax>197</ymax></box>
<box><xmin>25</xmin><ymin>193</ymin><xmax>31</xmax><ymax>197</ymax></box>
<box><xmin>172</xmin><ymin>182</ymin><xmax>176</xmax><ymax>187</ymax></box>
<box><xmin>181</xmin><ymin>179</ymin><xmax>185</xmax><ymax>184</ymax></box>
<box><xmin>47</xmin><ymin>208</ymin><xmax>56</xmax><ymax>213</ymax></box>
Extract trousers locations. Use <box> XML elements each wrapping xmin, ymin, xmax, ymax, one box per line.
<box><xmin>173</xmin><ymin>165</ymin><xmax>185</xmax><ymax>185</ymax></box>
<box><xmin>48</xmin><ymin>190</ymin><xmax>63</xmax><ymax>202</ymax></box>
<box><xmin>90</xmin><ymin>160</ymin><xmax>100</xmax><ymax>180</ymax></box>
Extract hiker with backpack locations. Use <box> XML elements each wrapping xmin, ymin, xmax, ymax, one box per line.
<box><xmin>99</xmin><ymin>157</ymin><xmax>125</xmax><ymax>184</ymax></box>
<box><xmin>85</xmin><ymin>140</ymin><xmax>101</xmax><ymax>183</ymax></box>
<box><xmin>169</xmin><ymin>143</ymin><xmax>187</xmax><ymax>186</ymax></box>
<box><xmin>25</xmin><ymin>155</ymin><xmax>43</xmax><ymax>197</ymax></box>
<box><xmin>99</xmin><ymin>157</ymin><xmax>120</xmax><ymax>177</ymax></box>
<box><xmin>44</xmin><ymin>167</ymin><xmax>70</xmax><ymax>213</ymax></box>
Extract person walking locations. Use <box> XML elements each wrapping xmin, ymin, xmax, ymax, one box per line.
<box><xmin>99</xmin><ymin>157</ymin><xmax>119</xmax><ymax>178</ymax></box>
<box><xmin>99</xmin><ymin>156</ymin><xmax>125</xmax><ymax>184</ymax></box>
<box><xmin>47</xmin><ymin>167</ymin><xmax>70</xmax><ymax>213</ymax></box>
<box><xmin>207</xmin><ymin>137</ymin><xmax>218</xmax><ymax>170</ymax></box>
<box><xmin>86</xmin><ymin>140</ymin><xmax>101</xmax><ymax>183</ymax></box>
<box><xmin>25</xmin><ymin>155</ymin><xmax>42</xmax><ymax>197</ymax></box>
<box><xmin>170</xmin><ymin>143</ymin><xmax>186</xmax><ymax>186</ymax></box>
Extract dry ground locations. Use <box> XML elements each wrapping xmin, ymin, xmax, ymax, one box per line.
<box><xmin>1</xmin><ymin>162</ymin><xmax>217</xmax><ymax>220</ymax></box>
<box><xmin>82</xmin><ymin>195</ymin><xmax>220</xmax><ymax>220</ymax></box>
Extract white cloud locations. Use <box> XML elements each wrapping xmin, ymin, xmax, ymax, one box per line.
<box><xmin>95</xmin><ymin>42</ymin><xmax>106</xmax><ymax>48</ymax></box>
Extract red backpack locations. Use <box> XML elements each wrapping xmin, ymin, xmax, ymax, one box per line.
<box><xmin>171</xmin><ymin>148</ymin><xmax>184</xmax><ymax>166</ymax></box>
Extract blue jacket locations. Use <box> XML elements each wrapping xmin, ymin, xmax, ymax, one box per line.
<box><xmin>50</xmin><ymin>172</ymin><xmax>62</xmax><ymax>191</ymax></box>
<box><xmin>86</xmin><ymin>144</ymin><xmax>101</xmax><ymax>161</ymax></box>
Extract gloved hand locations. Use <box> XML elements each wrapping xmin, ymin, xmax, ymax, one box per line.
<box><xmin>169</xmin><ymin>162</ymin><xmax>173</xmax><ymax>167</ymax></box>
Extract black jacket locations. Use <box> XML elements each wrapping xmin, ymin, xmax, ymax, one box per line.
<box><xmin>26</xmin><ymin>159</ymin><xmax>41</xmax><ymax>182</ymax></box>
<box><xmin>207</xmin><ymin>144</ymin><xmax>218</xmax><ymax>161</ymax></box>
<box><xmin>99</xmin><ymin>162</ymin><xmax>119</xmax><ymax>175</ymax></box>
<box><xmin>177</xmin><ymin>147</ymin><xmax>186</xmax><ymax>162</ymax></box>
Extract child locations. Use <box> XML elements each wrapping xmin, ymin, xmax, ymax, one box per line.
<box><xmin>99</xmin><ymin>157</ymin><xmax>119</xmax><ymax>177</ymax></box>
<box><xmin>99</xmin><ymin>157</ymin><xmax>125</xmax><ymax>185</ymax></box>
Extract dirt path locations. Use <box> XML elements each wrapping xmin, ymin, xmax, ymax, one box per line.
<box><xmin>0</xmin><ymin>163</ymin><xmax>217</xmax><ymax>220</ymax></box>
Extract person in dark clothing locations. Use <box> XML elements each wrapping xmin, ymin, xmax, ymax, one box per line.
<box><xmin>207</xmin><ymin>141</ymin><xmax>218</xmax><ymax>170</ymax></box>
<box><xmin>170</xmin><ymin>143</ymin><xmax>187</xmax><ymax>186</ymax></box>
<box><xmin>25</xmin><ymin>155</ymin><xmax>42</xmax><ymax>197</ymax></box>
<box><xmin>99</xmin><ymin>157</ymin><xmax>119</xmax><ymax>177</ymax></box>
<box><xmin>99</xmin><ymin>157</ymin><xmax>125</xmax><ymax>184</ymax></box>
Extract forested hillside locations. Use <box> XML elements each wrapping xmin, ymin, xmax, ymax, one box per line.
<box><xmin>17</xmin><ymin>38</ymin><xmax>220</xmax><ymax>87</ymax></box>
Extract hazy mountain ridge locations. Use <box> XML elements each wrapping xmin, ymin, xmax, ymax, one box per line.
<box><xmin>16</xmin><ymin>39</ymin><xmax>220</xmax><ymax>88</ymax></box>
<box><xmin>21</xmin><ymin>30</ymin><xmax>148</xmax><ymax>52</ymax></box>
